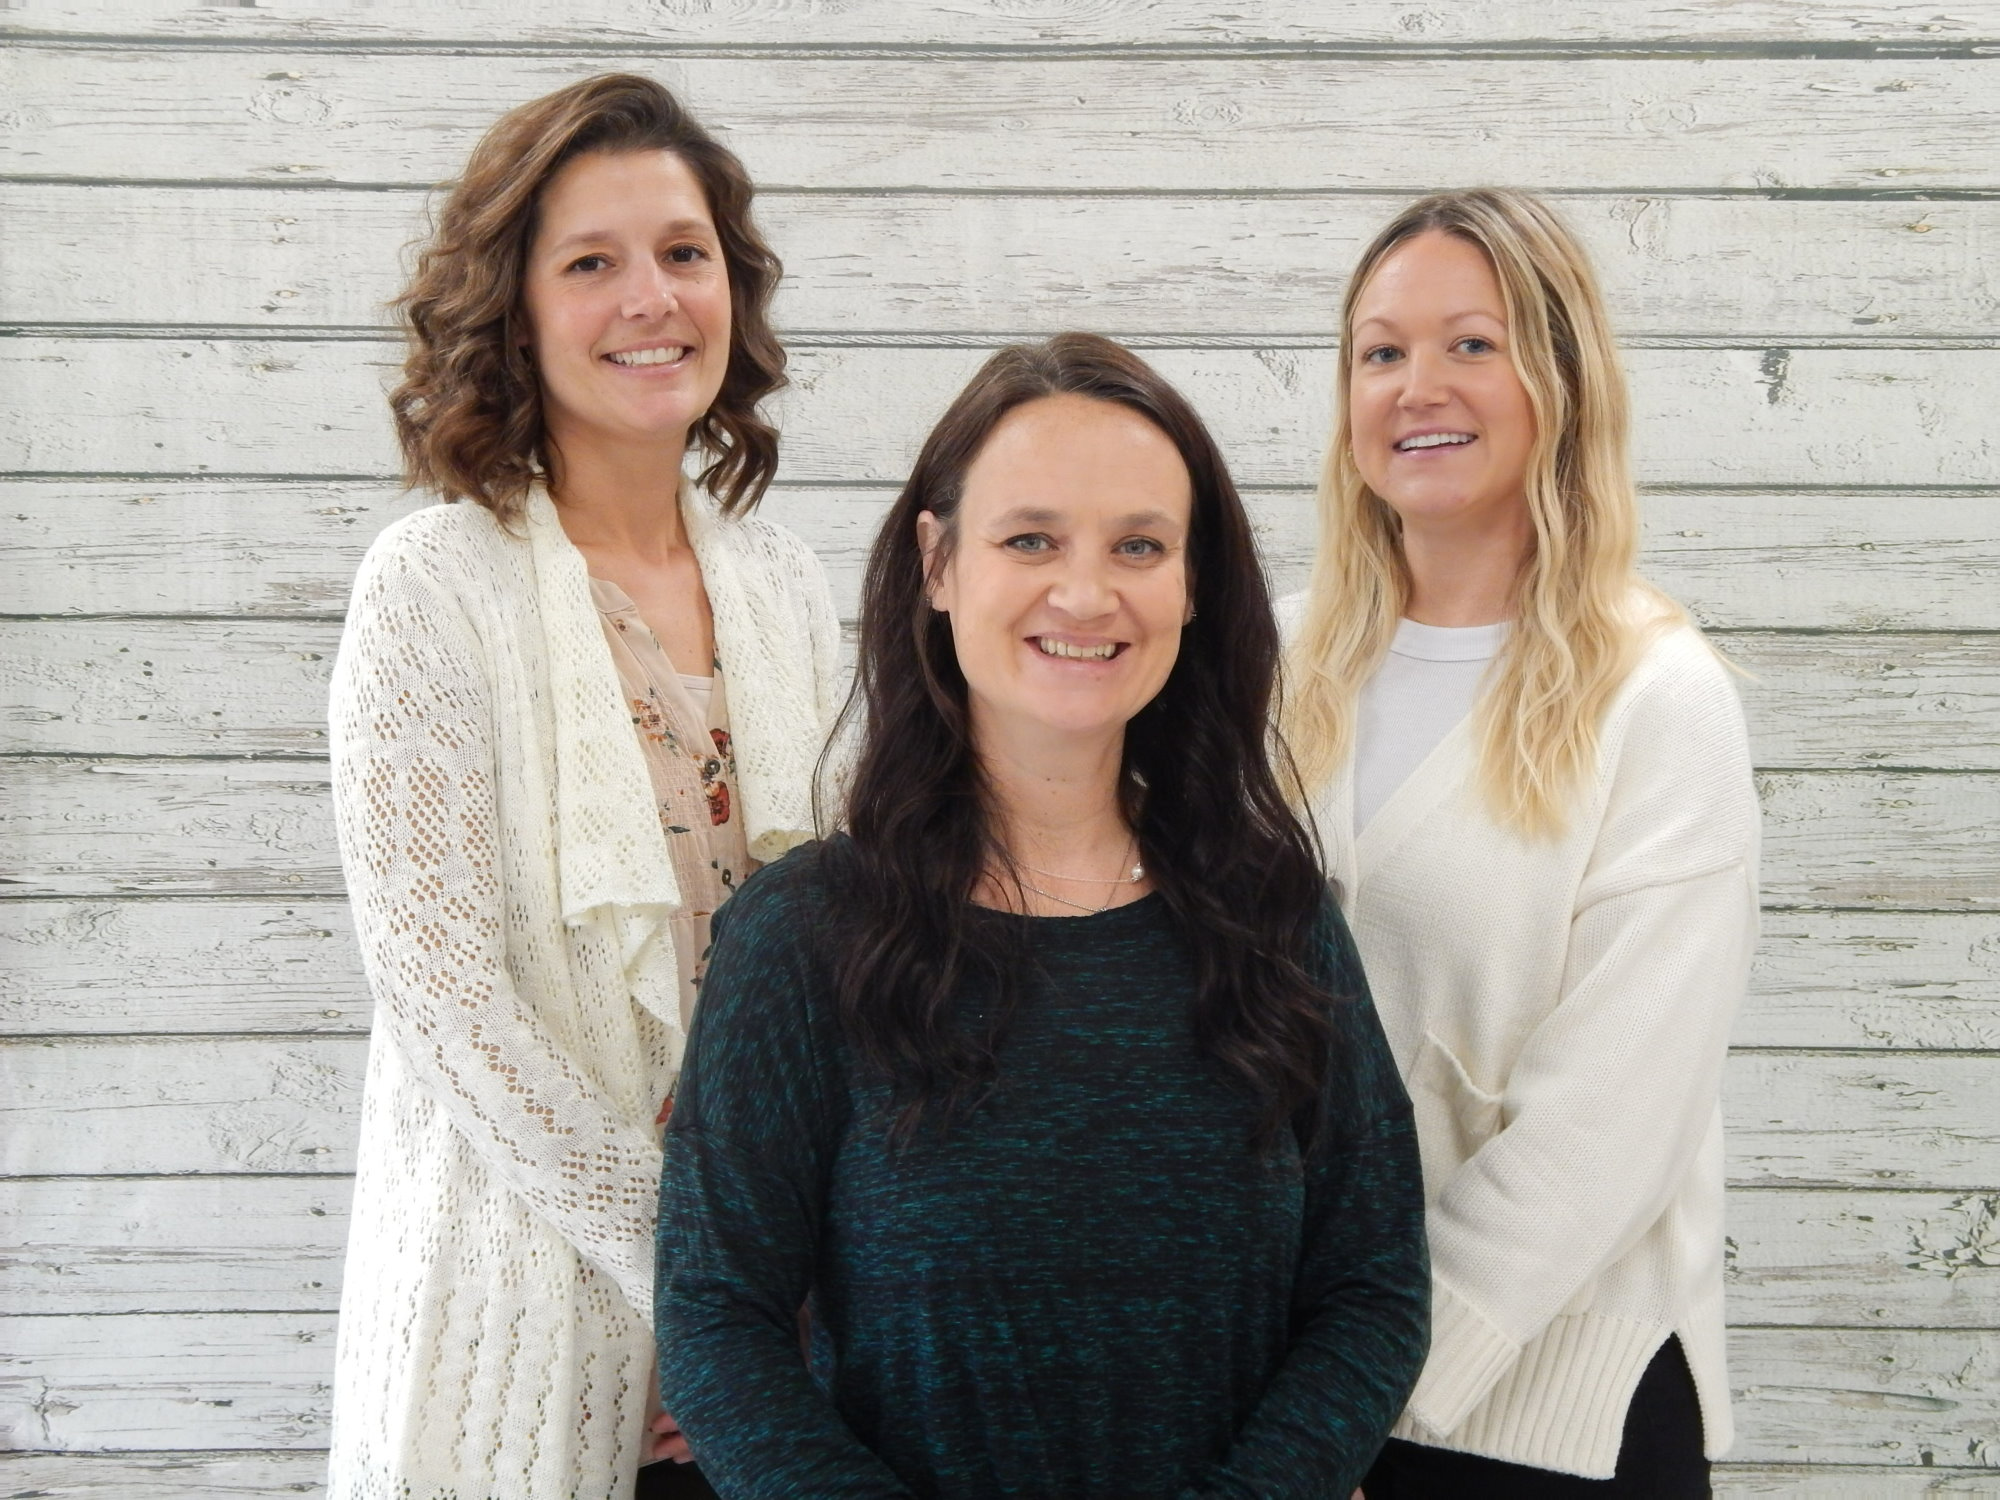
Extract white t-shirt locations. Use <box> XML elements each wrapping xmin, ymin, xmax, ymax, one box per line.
<box><xmin>1352</xmin><ymin>618</ymin><xmax>1508</xmax><ymax>832</ymax></box>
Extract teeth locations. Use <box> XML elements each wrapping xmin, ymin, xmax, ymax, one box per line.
<box><xmin>1037</xmin><ymin>638</ymin><xmax>1118</xmax><ymax>660</ymax></box>
<box><xmin>608</xmin><ymin>346</ymin><xmax>688</xmax><ymax>367</ymax></box>
<box><xmin>1397</xmin><ymin>432</ymin><xmax>1475</xmax><ymax>451</ymax></box>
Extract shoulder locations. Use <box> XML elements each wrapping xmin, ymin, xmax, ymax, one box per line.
<box><xmin>711</xmin><ymin>839</ymin><xmax>841</xmax><ymax>951</ymax></box>
<box><xmin>1604</xmin><ymin>618</ymin><xmax>1751</xmax><ymax>772</ymax></box>
<box><xmin>709</xmin><ymin>508</ymin><xmax>829</xmax><ymax>589</ymax></box>
<box><xmin>352</xmin><ymin>497</ymin><xmax>520</xmax><ymax>598</ymax></box>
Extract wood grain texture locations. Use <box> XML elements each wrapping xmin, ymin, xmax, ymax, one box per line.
<box><xmin>1756</xmin><ymin>770</ymin><xmax>2000</xmax><ymax>911</ymax></box>
<box><xmin>5</xmin><ymin>0</ymin><xmax>1990</xmax><ymax>47</ymax></box>
<box><xmin>1728</xmin><ymin>1189</ymin><xmax>2000</xmax><ymax>1328</ymax></box>
<box><xmin>9</xmin><ymin>481</ymin><xmax>1998</xmax><ymax>633</ymax></box>
<box><xmin>4</xmin><ymin>1036</ymin><xmax>1992</xmax><ymax>1186</ymax></box>
<box><xmin>4</xmin><ymin>1313</ymin><xmax>1995</xmax><ymax>1461</ymax></box>
<box><xmin>0</xmin><ymin>1177</ymin><xmax>349</xmax><ymax>1316</ymax></box>
<box><xmin>7</xmin><ymin>619</ymin><xmax>1998</xmax><ymax>770</ymax></box>
<box><xmin>6</xmin><ymin>49</ymin><xmax>1998</xmax><ymax>193</ymax></box>
<box><xmin>8</xmin><ymin>1176</ymin><xmax>1994</xmax><ymax>1328</ymax></box>
<box><xmin>0</xmin><ymin>1312</ymin><xmax>335</xmax><ymax>1452</ymax></box>
<box><xmin>6</xmin><ymin>338</ymin><xmax>1999</xmax><ymax>489</ymax></box>
<box><xmin>1746</xmin><ymin>913</ymin><xmax>2000</xmax><ymax>1051</ymax></box>
<box><xmin>8</xmin><ymin>184</ymin><xmax>1997</xmax><ymax>342</ymax></box>
<box><xmin>0</xmin><ymin>900</ymin><xmax>365</xmax><ymax>1037</ymax></box>
<box><xmin>8</xmin><ymin>758</ymin><xmax>1996</xmax><ymax>908</ymax></box>
<box><xmin>1</xmin><ymin>1454</ymin><xmax>1994</xmax><ymax>1500</ymax></box>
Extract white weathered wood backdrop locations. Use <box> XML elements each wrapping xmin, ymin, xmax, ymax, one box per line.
<box><xmin>3</xmin><ymin>2</ymin><xmax>1998</xmax><ymax>1494</ymax></box>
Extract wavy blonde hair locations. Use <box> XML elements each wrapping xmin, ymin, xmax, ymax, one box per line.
<box><xmin>1282</xmin><ymin>187</ymin><xmax>1680</xmax><ymax>836</ymax></box>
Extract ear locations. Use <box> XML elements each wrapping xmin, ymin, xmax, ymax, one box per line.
<box><xmin>916</xmin><ymin>510</ymin><xmax>954</xmax><ymax>612</ymax></box>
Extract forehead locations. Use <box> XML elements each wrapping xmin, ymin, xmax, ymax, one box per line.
<box><xmin>534</xmin><ymin>148</ymin><xmax>712</xmax><ymax>235</ymax></box>
<box><xmin>1352</xmin><ymin>229</ymin><xmax>1506</xmax><ymax>328</ymax></box>
<box><xmin>961</xmin><ymin>395</ymin><xmax>1193</xmax><ymax>520</ymax></box>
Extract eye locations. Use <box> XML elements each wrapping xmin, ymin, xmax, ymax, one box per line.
<box><xmin>1115</xmin><ymin>535</ymin><xmax>1166</xmax><ymax>559</ymax></box>
<box><xmin>666</xmin><ymin>243</ymin><xmax>710</xmax><ymax>265</ymax></box>
<box><xmin>1360</xmin><ymin>344</ymin><xmax>1402</xmax><ymax>365</ymax></box>
<box><xmin>1003</xmin><ymin>533</ymin><xmax>1053</xmax><ymax>555</ymax></box>
<box><xmin>1455</xmin><ymin>335</ymin><xmax>1497</xmax><ymax>355</ymax></box>
<box><xmin>567</xmin><ymin>253</ymin><xmax>610</xmax><ymax>274</ymax></box>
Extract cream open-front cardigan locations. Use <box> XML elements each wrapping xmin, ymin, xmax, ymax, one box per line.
<box><xmin>324</xmin><ymin>488</ymin><xmax>840</xmax><ymax>1500</ymax></box>
<box><xmin>1296</xmin><ymin>612</ymin><xmax>1759</xmax><ymax>1478</ymax></box>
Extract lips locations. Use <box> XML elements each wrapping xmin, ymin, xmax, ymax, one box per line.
<box><xmin>1395</xmin><ymin>431</ymin><xmax>1476</xmax><ymax>452</ymax></box>
<box><xmin>605</xmin><ymin>345</ymin><xmax>691</xmax><ymax>367</ymax></box>
<box><xmin>1034</xmin><ymin>637</ymin><xmax>1123</xmax><ymax>661</ymax></box>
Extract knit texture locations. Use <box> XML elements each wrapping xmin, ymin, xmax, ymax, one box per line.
<box><xmin>1297</xmin><ymin>615</ymin><xmax>1760</xmax><ymax>1479</ymax></box>
<box><xmin>325</xmin><ymin>489</ymin><xmax>840</xmax><ymax>1500</ymax></box>
<box><xmin>655</xmin><ymin>847</ymin><xmax>1431</xmax><ymax>1499</ymax></box>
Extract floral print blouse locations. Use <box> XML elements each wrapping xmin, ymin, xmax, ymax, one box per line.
<box><xmin>591</xmin><ymin>577</ymin><xmax>753</xmax><ymax>1037</ymax></box>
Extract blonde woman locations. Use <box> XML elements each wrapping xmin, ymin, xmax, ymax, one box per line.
<box><xmin>1283</xmin><ymin>189</ymin><xmax>1757</xmax><ymax>1495</ymax></box>
<box><xmin>325</xmin><ymin>75</ymin><xmax>839</xmax><ymax>1499</ymax></box>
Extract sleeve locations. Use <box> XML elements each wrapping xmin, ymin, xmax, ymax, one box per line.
<box><xmin>654</xmin><ymin>869</ymin><xmax>915</xmax><ymax>1496</ymax></box>
<box><xmin>328</xmin><ymin>532</ymin><xmax>664</xmax><ymax>1316</ymax></box>
<box><xmin>1404</xmin><ymin>651</ymin><xmax>1761</xmax><ymax>1437</ymax></box>
<box><xmin>801</xmin><ymin>535</ymin><xmax>845</xmax><ymax>729</ymax></box>
<box><xmin>1186</xmin><ymin>905</ymin><xmax>1431</xmax><ymax>1499</ymax></box>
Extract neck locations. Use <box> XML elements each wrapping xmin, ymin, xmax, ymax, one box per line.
<box><xmin>545</xmin><ymin>425</ymin><xmax>690</xmax><ymax>563</ymax></box>
<box><xmin>1399</xmin><ymin>502</ymin><xmax>1532</xmax><ymax>627</ymax></box>
<box><xmin>975</xmin><ymin>712</ymin><xmax>1131</xmax><ymax>873</ymax></box>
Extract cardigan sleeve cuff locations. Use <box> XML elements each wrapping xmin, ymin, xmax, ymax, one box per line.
<box><xmin>1405</xmin><ymin>1279</ymin><xmax>1522</xmax><ymax>1438</ymax></box>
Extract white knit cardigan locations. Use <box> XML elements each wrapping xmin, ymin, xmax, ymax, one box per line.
<box><xmin>1297</xmin><ymin>615</ymin><xmax>1759</xmax><ymax>1478</ymax></box>
<box><xmin>324</xmin><ymin>488</ymin><xmax>841</xmax><ymax>1500</ymax></box>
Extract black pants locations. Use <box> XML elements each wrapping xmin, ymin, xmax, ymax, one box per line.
<box><xmin>634</xmin><ymin>1459</ymin><xmax>719</xmax><ymax>1499</ymax></box>
<box><xmin>1363</xmin><ymin>1338</ymin><xmax>1709</xmax><ymax>1498</ymax></box>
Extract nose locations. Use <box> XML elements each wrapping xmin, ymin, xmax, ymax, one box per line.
<box><xmin>1044</xmin><ymin>549</ymin><xmax>1118</xmax><ymax>623</ymax></box>
<box><xmin>1395</xmin><ymin>347</ymin><xmax>1450</xmax><ymax>410</ymax></box>
<box><xmin>620</xmin><ymin>261</ymin><xmax>677</xmax><ymax>322</ymax></box>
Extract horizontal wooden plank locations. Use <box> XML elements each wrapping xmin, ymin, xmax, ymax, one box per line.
<box><xmin>3</xmin><ymin>1312</ymin><xmax>1995</xmax><ymax>1460</ymax></box>
<box><xmin>1714</xmin><ymin>1469</ymin><xmax>2000</xmax><ymax>1498</ymax></box>
<box><xmin>7</xmin><ymin>619</ymin><xmax>1997</xmax><ymax>771</ymax></box>
<box><xmin>1746</xmin><ymin>912</ymin><xmax>2000</xmax><ymax>1052</ymax></box>
<box><xmin>10</xmin><ymin>481</ymin><xmax>1997</xmax><ymax>633</ymax></box>
<box><xmin>0</xmin><ymin>900</ymin><xmax>365</xmax><ymax>1037</ymax></box>
<box><xmin>6</xmin><ymin>50</ymin><xmax>1997</xmax><ymax>193</ymax></box>
<box><xmin>6</xmin><ymin>901</ymin><xmax>1996</xmax><ymax>1047</ymax></box>
<box><xmin>8</xmin><ymin>758</ymin><xmax>1995</xmax><ymax>907</ymax></box>
<box><xmin>0</xmin><ymin>1312</ymin><xmax>335</xmax><ymax>1452</ymax></box>
<box><xmin>4</xmin><ymin>0</ymin><xmax>1988</xmax><ymax>48</ymax></box>
<box><xmin>1727</xmin><ymin>1188</ymin><xmax>2000</xmax><ymax>1327</ymax></box>
<box><xmin>9</xmin><ymin>1175</ymin><xmax>1994</xmax><ymax>1330</ymax></box>
<box><xmin>0</xmin><ymin>1177</ymin><xmax>349</xmax><ymax>1316</ymax></box>
<box><xmin>8</xmin><ymin>185</ymin><xmax>1997</xmax><ymax>343</ymax></box>
<box><xmin>1755</xmin><ymin>770</ymin><xmax>2000</xmax><ymax>911</ymax></box>
<box><xmin>0</xmin><ymin>1037</ymin><xmax>363</xmax><ymax>1176</ymax></box>
<box><xmin>6</xmin><ymin>339</ymin><xmax>1999</xmax><ymax>489</ymax></box>
<box><xmin>3</xmin><ymin>1036</ymin><xmax>1992</xmax><ymax>1185</ymax></box>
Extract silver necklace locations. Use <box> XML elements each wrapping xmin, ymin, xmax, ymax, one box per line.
<box><xmin>1012</xmin><ymin>837</ymin><xmax>1142</xmax><ymax>915</ymax></box>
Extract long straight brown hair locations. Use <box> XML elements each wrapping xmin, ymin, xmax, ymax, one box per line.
<box><xmin>391</xmin><ymin>73</ymin><xmax>786</xmax><ymax>522</ymax></box>
<box><xmin>818</xmin><ymin>333</ymin><xmax>1339</xmax><ymax>1150</ymax></box>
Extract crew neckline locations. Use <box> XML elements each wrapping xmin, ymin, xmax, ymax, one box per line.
<box><xmin>1389</xmin><ymin>617</ymin><xmax>1509</xmax><ymax>663</ymax></box>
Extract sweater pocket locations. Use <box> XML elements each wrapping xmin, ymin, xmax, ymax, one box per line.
<box><xmin>1408</xmin><ymin>1030</ymin><xmax>1505</xmax><ymax>1204</ymax></box>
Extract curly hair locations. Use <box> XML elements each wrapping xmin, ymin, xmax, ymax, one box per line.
<box><xmin>390</xmin><ymin>72</ymin><xmax>786</xmax><ymax>520</ymax></box>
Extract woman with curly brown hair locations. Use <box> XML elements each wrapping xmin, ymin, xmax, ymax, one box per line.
<box><xmin>324</xmin><ymin>74</ymin><xmax>839</xmax><ymax>1500</ymax></box>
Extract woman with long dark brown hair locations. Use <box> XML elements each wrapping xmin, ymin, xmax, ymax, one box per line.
<box><xmin>325</xmin><ymin>74</ymin><xmax>838</xmax><ymax>1499</ymax></box>
<box><xmin>653</xmin><ymin>334</ymin><xmax>1429</xmax><ymax>1495</ymax></box>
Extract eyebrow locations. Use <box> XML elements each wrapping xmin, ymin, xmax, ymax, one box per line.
<box><xmin>545</xmin><ymin>218</ymin><xmax>716</xmax><ymax>253</ymax></box>
<box><xmin>1352</xmin><ymin>308</ymin><xmax>1505</xmax><ymax>335</ymax></box>
<box><xmin>989</xmin><ymin>505</ymin><xmax>1182</xmax><ymax>530</ymax></box>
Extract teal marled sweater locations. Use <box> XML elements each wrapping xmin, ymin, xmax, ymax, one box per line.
<box><xmin>655</xmin><ymin>845</ymin><xmax>1428</xmax><ymax>1498</ymax></box>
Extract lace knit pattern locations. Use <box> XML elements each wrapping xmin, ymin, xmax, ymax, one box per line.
<box><xmin>325</xmin><ymin>490</ymin><xmax>840</xmax><ymax>1500</ymax></box>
